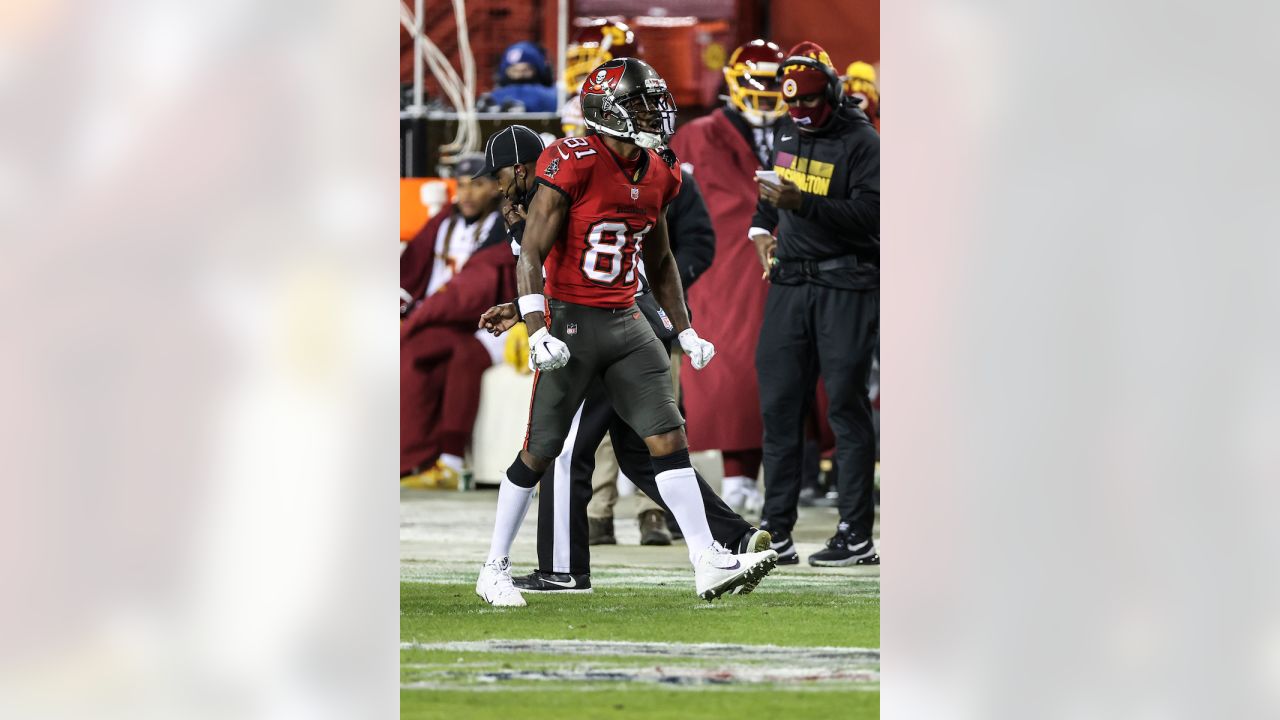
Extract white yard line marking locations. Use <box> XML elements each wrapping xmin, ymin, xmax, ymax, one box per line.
<box><xmin>401</xmin><ymin>665</ymin><xmax>880</xmax><ymax>688</ymax></box>
<box><xmin>401</xmin><ymin>638</ymin><xmax>880</xmax><ymax>662</ymax></box>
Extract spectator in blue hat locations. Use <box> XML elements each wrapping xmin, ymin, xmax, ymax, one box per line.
<box><xmin>487</xmin><ymin>42</ymin><xmax>557</xmax><ymax>113</ymax></box>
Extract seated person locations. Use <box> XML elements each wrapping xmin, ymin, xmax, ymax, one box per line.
<box><xmin>485</xmin><ymin>41</ymin><xmax>558</xmax><ymax>113</ymax></box>
<box><xmin>400</xmin><ymin>154</ymin><xmax>517</xmax><ymax>488</ymax></box>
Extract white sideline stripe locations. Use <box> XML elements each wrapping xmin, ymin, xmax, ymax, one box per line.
<box><xmin>402</xmin><ymin>682</ymin><xmax>880</xmax><ymax>693</ymax></box>
<box><xmin>552</xmin><ymin>402</ymin><xmax>585</xmax><ymax>573</ymax></box>
<box><xmin>401</xmin><ymin>638</ymin><xmax>880</xmax><ymax>662</ymax></box>
<box><xmin>401</xmin><ymin>664</ymin><xmax>880</xmax><ymax>688</ymax></box>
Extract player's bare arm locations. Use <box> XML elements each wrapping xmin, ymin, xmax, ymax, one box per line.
<box><xmin>515</xmin><ymin>186</ymin><xmax>567</xmax><ymax>331</ymax></box>
<box><xmin>515</xmin><ymin>185</ymin><xmax>572</xmax><ymax>372</ymax></box>
<box><xmin>642</xmin><ymin>207</ymin><xmax>692</xmax><ymax>333</ymax></box>
<box><xmin>643</xmin><ymin>206</ymin><xmax>717</xmax><ymax>370</ymax></box>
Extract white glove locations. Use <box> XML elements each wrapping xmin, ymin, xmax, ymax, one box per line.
<box><xmin>678</xmin><ymin>328</ymin><xmax>715</xmax><ymax>370</ymax></box>
<box><xmin>528</xmin><ymin>327</ymin><xmax>571</xmax><ymax>371</ymax></box>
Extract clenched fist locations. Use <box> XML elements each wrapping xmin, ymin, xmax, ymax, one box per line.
<box><xmin>528</xmin><ymin>327</ymin><xmax>571</xmax><ymax>371</ymax></box>
<box><xmin>678</xmin><ymin>328</ymin><xmax>716</xmax><ymax>370</ymax></box>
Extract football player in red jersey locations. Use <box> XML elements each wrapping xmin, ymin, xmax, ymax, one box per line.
<box><xmin>474</xmin><ymin>58</ymin><xmax>779</xmax><ymax>607</ymax></box>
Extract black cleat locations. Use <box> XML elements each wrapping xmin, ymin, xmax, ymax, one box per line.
<box><xmin>512</xmin><ymin>570</ymin><xmax>593</xmax><ymax>593</ymax></box>
<box><xmin>807</xmin><ymin>523</ymin><xmax>879</xmax><ymax>566</ymax></box>
<box><xmin>769</xmin><ymin>532</ymin><xmax>801</xmax><ymax>565</ymax></box>
<box><xmin>735</xmin><ymin>527</ymin><xmax>772</xmax><ymax>554</ymax></box>
<box><xmin>731</xmin><ymin>528</ymin><xmax>774</xmax><ymax>595</ymax></box>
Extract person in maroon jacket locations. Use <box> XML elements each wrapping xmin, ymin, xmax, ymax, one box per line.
<box><xmin>400</xmin><ymin>154</ymin><xmax>517</xmax><ymax>488</ymax></box>
<box><xmin>668</xmin><ymin>40</ymin><xmax>788</xmax><ymax>512</ymax></box>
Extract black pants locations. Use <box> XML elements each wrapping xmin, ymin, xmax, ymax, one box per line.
<box><xmin>757</xmin><ymin>282</ymin><xmax>879</xmax><ymax>540</ymax></box>
<box><xmin>535</xmin><ymin>377</ymin><xmax>753</xmax><ymax>575</ymax></box>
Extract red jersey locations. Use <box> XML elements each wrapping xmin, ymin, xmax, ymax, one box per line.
<box><xmin>534</xmin><ymin>134</ymin><xmax>682</xmax><ymax>308</ymax></box>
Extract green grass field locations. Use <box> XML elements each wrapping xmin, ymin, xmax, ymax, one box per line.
<box><xmin>400</xmin><ymin>567</ymin><xmax>880</xmax><ymax>719</ymax></box>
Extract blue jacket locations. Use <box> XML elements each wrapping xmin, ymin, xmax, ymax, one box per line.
<box><xmin>489</xmin><ymin>84</ymin><xmax>558</xmax><ymax>112</ymax></box>
<box><xmin>490</xmin><ymin>42</ymin><xmax>557</xmax><ymax>112</ymax></box>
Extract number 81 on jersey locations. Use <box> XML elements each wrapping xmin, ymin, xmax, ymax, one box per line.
<box><xmin>582</xmin><ymin>220</ymin><xmax>652</xmax><ymax>285</ymax></box>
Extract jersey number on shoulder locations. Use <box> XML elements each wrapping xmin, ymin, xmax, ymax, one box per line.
<box><xmin>559</xmin><ymin>136</ymin><xmax>597</xmax><ymax>160</ymax></box>
<box><xmin>582</xmin><ymin>221</ymin><xmax>652</xmax><ymax>285</ymax></box>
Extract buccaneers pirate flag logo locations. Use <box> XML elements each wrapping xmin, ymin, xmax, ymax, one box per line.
<box><xmin>583</xmin><ymin>65</ymin><xmax>625</xmax><ymax>96</ymax></box>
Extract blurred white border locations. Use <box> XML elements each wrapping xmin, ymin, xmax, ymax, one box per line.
<box><xmin>0</xmin><ymin>1</ymin><xmax>398</xmax><ymax>717</ymax></box>
<box><xmin>884</xmin><ymin>1</ymin><xmax>1280</xmax><ymax>718</ymax></box>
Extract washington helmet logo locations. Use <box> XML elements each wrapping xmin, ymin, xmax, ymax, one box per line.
<box><xmin>782</xmin><ymin>77</ymin><xmax>798</xmax><ymax>99</ymax></box>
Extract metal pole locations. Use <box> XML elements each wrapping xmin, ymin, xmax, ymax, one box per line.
<box><xmin>412</xmin><ymin>0</ymin><xmax>424</xmax><ymax>115</ymax></box>
<box><xmin>556</xmin><ymin>0</ymin><xmax>567</xmax><ymax>114</ymax></box>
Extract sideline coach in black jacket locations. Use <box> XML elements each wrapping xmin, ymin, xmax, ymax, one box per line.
<box><xmin>749</xmin><ymin>42</ymin><xmax>880</xmax><ymax>568</ymax></box>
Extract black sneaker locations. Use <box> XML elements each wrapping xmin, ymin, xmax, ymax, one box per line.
<box><xmin>769</xmin><ymin>532</ymin><xmax>801</xmax><ymax>565</ymax></box>
<box><xmin>512</xmin><ymin>570</ymin><xmax>593</xmax><ymax>593</ymax></box>
<box><xmin>807</xmin><ymin>524</ymin><xmax>879</xmax><ymax>566</ymax></box>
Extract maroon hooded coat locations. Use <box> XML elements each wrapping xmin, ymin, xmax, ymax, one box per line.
<box><xmin>670</xmin><ymin>109</ymin><xmax>769</xmax><ymax>454</ymax></box>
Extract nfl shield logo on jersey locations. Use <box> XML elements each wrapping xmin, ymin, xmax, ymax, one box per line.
<box><xmin>630</xmin><ymin>187</ymin><xmax>639</xmax><ymax>200</ymax></box>
<box><xmin>566</xmin><ymin>323</ymin><xmax>578</xmax><ymax>335</ymax></box>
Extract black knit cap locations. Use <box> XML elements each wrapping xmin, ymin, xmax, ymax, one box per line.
<box><xmin>473</xmin><ymin>125</ymin><xmax>546</xmax><ymax>178</ymax></box>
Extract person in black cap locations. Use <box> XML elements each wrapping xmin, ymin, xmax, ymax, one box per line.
<box><xmin>471</xmin><ymin>124</ymin><xmax>548</xmax><ymax>250</ymax></box>
<box><xmin>400</xmin><ymin>153</ymin><xmax>513</xmax><ymax>489</ymax></box>
<box><xmin>472</xmin><ymin>125</ymin><xmax>760</xmax><ymax>596</ymax></box>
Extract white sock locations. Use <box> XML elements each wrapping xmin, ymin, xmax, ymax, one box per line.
<box><xmin>655</xmin><ymin>466</ymin><xmax>715</xmax><ymax>565</ymax></box>
<box><xmin>722</xmin><ymin>474</ymin><xmax>753</xmax><ymax>494</ymax></box>
<box><xmin>486</xmin><ymin>476</ymin><xmax>535</xmax><ymax>564</ymax></box>
<box><xmin>440</xmin><ymin>453</ymin><xmax>464</xmax><ymax>473</ymax></box>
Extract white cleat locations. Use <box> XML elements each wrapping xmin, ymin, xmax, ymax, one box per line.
<box><xmin>694</xmin><ymin>543</ymin><xmax>779</xmax><ymax>602</ymax></box>
<box><xmin>475</xmin><ymin>557</ymin><xmax>526</xmax><ymax>607</ymax></box>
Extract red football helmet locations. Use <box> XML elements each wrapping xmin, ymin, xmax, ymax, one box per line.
<box><xmin>564</xmin><ymin>18</ymin><xmax>640</xmax><ymax>97</ymax></box>
<box><xmin>724</xmin><ymin>39</ymin><xmax>786</xmax><ymax>127</ymax></box>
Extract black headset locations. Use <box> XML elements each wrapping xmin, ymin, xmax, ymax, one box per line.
<box><xmin>775</xmin><ymin>55</ymin><xmax>844</xmax><ymax>107</ymax></box>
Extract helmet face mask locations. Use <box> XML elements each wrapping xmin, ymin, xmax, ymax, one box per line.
<box><xmin>580</xmin><ymin>59</ymin><xmax>677</xmax><ymax>149</ymax></box>
<box><xmin>724</xmin><ymin>39</ymin><xmax>786</xmax><ymax>127</ymax></box>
